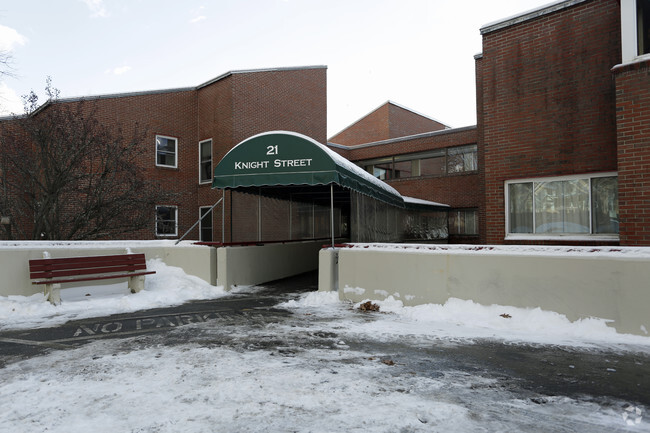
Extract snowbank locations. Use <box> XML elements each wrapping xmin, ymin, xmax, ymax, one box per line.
<box><xmin>0</xmin><ymin>259</ymin><xmax>226</xmax><ymax>331</ymax></box>
<box><xmin>279</xmin><ymin>291</ymin><xmax>650</xmax><ymax>350</ymax></box>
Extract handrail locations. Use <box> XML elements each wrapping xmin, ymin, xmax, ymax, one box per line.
<box><xmin>175</xmin><ymin>198</ymin><xmax>223</xmax><ymax>245</ymax></box>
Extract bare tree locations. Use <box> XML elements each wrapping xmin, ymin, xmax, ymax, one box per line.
<box><xmin>0</xmin><ymin>50</ymin><xmax>15</xmax><ymax>78</ymax></box>
<box><xmin>0</xmin><ymin>80</ymin><xmax>175</xmax><ymax>240</ymax></box>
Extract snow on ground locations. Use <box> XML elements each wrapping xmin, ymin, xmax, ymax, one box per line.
<box><xmin>279</xmin><ymin>291</ymin><xmax>650</xmax><ymax>351</ymax></box>
<box><xmin>1</xmin><ymin>261</ymin><xmax>650</xmax><ymax>432</ymax></box>
<box><xmin>1</xmin><ymin>336</ymin><xmax>640</xmax><ymax>433</ymax></box>
<box><xmin>0</xmin><ymin>259</ymin><xmax>228</xmax><ymax>331</ymax></box>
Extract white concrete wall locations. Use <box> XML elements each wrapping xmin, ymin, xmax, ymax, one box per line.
<box><xmin>318</xmin><ymin>248</ymin><xmax>339</xmax><ymax>292</ymax></box>
<box><xmin>217</xmin><ymin>241</ymin><xmax>322</xmax><ymax>289</ymax></box>
<box><xmin>322</xmin><ymin>245</ymin><xmax>650</xmax><ymax>336</ymax></box>
<box><xmin>0</xmin><ymin>241</ymin><xmax>217</xmax><ymax>297</ymax></box>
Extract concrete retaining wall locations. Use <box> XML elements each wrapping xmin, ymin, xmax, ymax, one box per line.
<box><xmin>320</xmin><ymin>245</ymin><xmax>650</xmax><ymax>336</ymax></box>
<box><xmin>217</xmin><ymin>241</ymin><xmax>323</xmax><ymax>289</ymax></box>
<box><xmin>0</xmin><ymin>241</ymin><xmax>217</xmax><ymax>297</ymax></box>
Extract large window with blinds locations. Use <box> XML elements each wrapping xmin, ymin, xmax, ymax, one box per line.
<box><xmin>506</xmin><ymin>173</ymin><xmax>618</xmax><ymax>237</ymax></box>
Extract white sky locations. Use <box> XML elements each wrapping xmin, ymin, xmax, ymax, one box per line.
<box><xmin>0</xmin><ymin>0</ymin><xmax>555</xmax><ymax>138</ymax></box>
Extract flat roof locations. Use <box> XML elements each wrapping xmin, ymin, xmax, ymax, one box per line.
<box><xmin>1</xmin><ymin>65</ymin><xmax>327</xmax><ymax>119</ymax></box>
<box><xmin>480</xmin><ymin>0</ymin><xmax>589</xmax><ymax>35</ymax></box>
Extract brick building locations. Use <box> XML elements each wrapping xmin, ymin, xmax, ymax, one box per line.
<box><xmin>2</xmin><ymin>0</ymin><xmax>649</xmax><ymax>246</ymax></box>
<box><xmin>328</xmin><ymin>103</ymin><xmax>480</xmax><ymax>244</ymax></box>
<box><xmin>332</xmin><ymin>0</ymin><xmax>650</xmax><ymax>247</ymax></box>
<box><xmin>0</xmin><ymin>66</ymin><xmax>327</xmax><ymax>242</ymax></box>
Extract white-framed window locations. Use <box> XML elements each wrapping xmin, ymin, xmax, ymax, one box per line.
<box><xmin>199</xmin><ymin>139</ymin><xmax>212</xmax><ymax>184</ymax></box>
<box><xmin>505</xmin><ymin>173</ymin><xmax>618</xmax><ymax>239</ymax></box>
<box><xmin>199</xmin><ymin>206</ymin><xmax>213</xmax><ymax>242</ymax></box>
<box><xmin>621</xmin><ymin>0</ymin><xmax>650</xmax><ymax>62</ymax></box>
<box><xmin>156</xmin><ymin>135</ymin><xmax>178</xmax><ymax>168</ymax></box>
<box><xmin>155</xmin><ymin>205</ymin><xmax>178</xmax><ymax>237</ymax></box>
<box><xmin>449</xmin><ymin>209</ymin><xmax>478</xmax><ymax>235</ymax></box>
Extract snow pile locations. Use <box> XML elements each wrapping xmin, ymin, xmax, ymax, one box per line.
<box><xmin>278</xmin><ymin>290</ymin><xmax>340</xmax><ymax>308</ymax></box>
<box><xmin>280</xmin><ymin>291</ymin><xmax>650</xmax><ymax>349</ymax></box>
<box><xmin>0</xmin><ymin>258</ymin><xmax>226</xmax><ymax>331</ymax></box>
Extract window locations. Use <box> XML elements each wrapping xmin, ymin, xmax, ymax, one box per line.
<box><xmin>199</xmin><ymin>139</ymin><xmax>212</xmax><ymax>183</ymax></box>
<box><xmin>621</xmin><ymin>0</ymin><xmax>650</xmax><ymax>62</ymax></box>
<box><xmin>419</xmin><ymin>151</ymin><xmax>446</xmax><ymax>176</ymax></box>
<box><xmin>199</xmin><ymin>207</ymin><xmax>213</xmax><ymax>242</ymax></box>
<box><xmin>361</xmin><ymin>145</ymin><xmax>477</xmax><ymax>180</ymax></box>
<box><xmin>506</xmin><ymin>174</ymin><xmax>618</xmax><ymax>237</ymax></box>
<box><xmin>156</xmin><ymin>135</ymin><xmax>177</xmax><ymax>168</ymax></box>
<box><xmin>449</xmin><ymin>209</ymin><xmax>478</xmax><ymax>235</ymax></box>
<box><xmin>638</xmin><ymin>0</ymin><xmax>650</xmax><ymax>56</ymax></box>
<box><xmin>393</xmin><ymin>159</ymin><xmax>414</xmax><ymax>179</ymax></box>
<box><xmin>156</xmin><ymin>205</ymin><xmax>178</xmax><ymax>237</ymax></box>
<box><xmin>447</xmin><ymin>145</ymin><xmax>478</xmax><ymax>174</ymax></box>
<box><xmin>365</xmin><ymin>157</ymin><xmax>393</xmax><ymax>180</ymax></box>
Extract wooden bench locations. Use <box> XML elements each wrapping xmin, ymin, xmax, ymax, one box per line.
<box><xmin>29</xmin><ymin>253</ymin><xmax>155</xmax><ymax>305</ymax></box>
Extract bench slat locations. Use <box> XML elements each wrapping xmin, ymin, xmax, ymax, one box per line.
<box><xmin>31</xmin><ymin>270</ymin><xmax>156</xmax><ymax>285</ymax></box>
<box><xmin>29</xmin><ymin>254</ymin><xmax>145</xmax><ymax>268</ymax></box>
<box><xmin>29</xmin><ymin>253</ymin><xmax>145</xmax><ymax>263</ymax></box>
<box><xmin>29</xmin><ymin>254</ymin><xmax>152</xmax><ymax>280</ymax></box>
<box><xmin>29</xmin><ymin>254</ymin><xmax>148</xmax><ymax>279</ymax></box>
<box><xmin>30</xmin><ymin>264</ymin><xmax>148</xmax><ymax>280</ymax></box>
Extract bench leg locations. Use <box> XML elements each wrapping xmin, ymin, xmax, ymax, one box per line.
<box><xmin>45</xmin><ymin>283</ymin><xmax>61</xmax><ymax>305</ymax></box>
<box><xmin>129</xmin><ymin>275</ymin><xmax>145</xmax><ymax>294</ymax></box>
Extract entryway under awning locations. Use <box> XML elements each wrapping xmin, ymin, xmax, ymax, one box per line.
<box><xmin>212</xmin><ymin>131</ymin><xmax>448</xmax><ymax>246</ymax></box>
<box><xmin>209</xmin><ymin>130</ymin><xmax>448</xmax><ymax>290</ymax></box>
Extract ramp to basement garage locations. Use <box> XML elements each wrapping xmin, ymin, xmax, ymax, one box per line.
<box><xmin>210</xmin><ymin>131</ymin><xmax>447</xmax><ymax>290</ymax></box>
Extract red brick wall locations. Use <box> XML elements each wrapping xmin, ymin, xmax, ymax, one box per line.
<box><xmin>329</xmin><ymin>127</ymin><xmax>481</xmax><ymax>243</ymax></box>
<box><xmin>614</xmin><ymin>59</ymin><xmax>650</xmax><ymax>246</ymax></box>
<box><xmin>232</xmin><ymin>67</ymin><xmax>327</xmax><ymax>145</ymax></box>
<box><xmin>480</xmin><ymin>0</ymin><xmax>620</xmax><ymax>245</ymax></box>
<box><xmin>329</xmin><ymin>102</ymin><xmax>447</xmax><ymax>146</ymax></box>
<box><xmin>475</xmin><ymin>52</ymin><xmax>487</xmax><ymax>244</ymax></box>
<box><xmin>388</xmin><ymin>103</ymin><xmax>447</xmax><ymax>140</ymax></box>
<box><xmin>0</xmin><ymin>66</ymin><xmax>329</xmax><ymax>241</ymax></box>
<box><xmin>88</xmin><ymin>90</ymin><xmax>200</xmax><ymax>240</ymax></box>
<box><xmin>329</xmin><ymin>103</ymin><xmax>390</xmax><ymax>146</ymax></box>
<box><xmin>197</xmin><ymin>74</ymin><xmax>233</xmax><ymax>242</ymax></box>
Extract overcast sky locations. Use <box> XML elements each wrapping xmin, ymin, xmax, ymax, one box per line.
<box><xmin>1</xmin><ymin>0</ymin><xmax>554</xmax><ymax>138</ymax></box>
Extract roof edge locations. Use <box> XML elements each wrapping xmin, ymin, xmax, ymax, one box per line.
<box><xmin>196</xmin><ymin>65</ymin><xmax>327</xmax><ymax>90</ymax></box>
<box><xmin>327</xmin><ymin>125</ymin><xmax>477</xmax><ymax>150</ymax></box>
<box><xmin>11</xmin><ymin>65</ymin><xmax>328</xmax><ymax>115</ymax></box>
<box><xmin>386</xmin><ymin>100</ymin><xmax>451</xmax><ymax>129</ymax></box>
<box><xmin>480</xmin><ymin>0</ymin><xmax>589</xmax><ymax>35</ymax></box>
<box><xmin>328</xmin><ymin>100</ymin><xmax>450</xmax><ymax>142</ymax></box>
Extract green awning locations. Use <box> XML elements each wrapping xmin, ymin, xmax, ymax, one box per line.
<box><xmin>212</xmin><ymin>131</ymin><xmax>405</xmax><ymax>207</ymax></box>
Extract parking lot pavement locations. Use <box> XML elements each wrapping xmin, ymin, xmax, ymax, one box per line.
<box><xmin>1</xmin><ymin>271</ymin><xmax>649</xmax><ymax>429</ymax></box>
